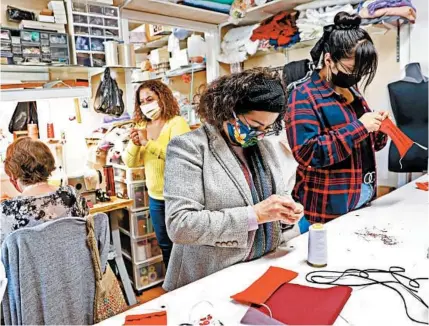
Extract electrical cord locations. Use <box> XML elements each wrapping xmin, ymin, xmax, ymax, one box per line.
<box><xmin>306</xmin><ymin>266</ymin><xmax>429</xmax><ymax>325</ymax></box>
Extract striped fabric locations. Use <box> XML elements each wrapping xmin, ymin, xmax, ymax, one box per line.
<box><xmin>285</xmin><ymin>71</ymin><xmax>388</xmax><ymax>223</ymax></box>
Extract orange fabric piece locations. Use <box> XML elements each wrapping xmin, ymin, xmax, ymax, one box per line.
<box><xmin>124</xmin><ymin>311</ymin><xmax>167</xmax><ymax>325</ymax></box>
<box><xmin>251</xmin><ymin>11</ymin><xmax>297</xmax><ymax>45</ymax></box>
<box><xmin>231</xmin><ymin>266</ymin><xmax>298</xmax><ymax>305</ymax></box>
<box><xmin>416</xmin><ymin>182</ymin><xmax>429</xmax><ymax>191</ymax></box>
<box><xmin>379</xmin><ymin>118</ymin><xmax>414</xmax><ymax>159</ymax></box>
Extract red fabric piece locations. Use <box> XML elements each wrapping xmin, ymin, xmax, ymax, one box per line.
<box><xmin>416</xmin><ymin>181</ymin><xmax>429</xmax><ymax>191</ymax></box>
<box><xmin>124</xmin><ymin>311</ymin><xmax>167</xmax><ymax>325</ymax></box>
<box><xmin>251</xmin><ymin>11</ymin><xmax>297</xmax><ymax>43</ymax></box>
<box><xmin>231</xmin><ymin>266</ymin><xmax>298</xmax><ymax>305</ymax></box>
<box><xmin>379</xmin><ymin>118</ymin><xmax>414</xmax><ymax>159</ymax></box>
<box><xmin>256</xmin><ymin>283</ymin><xmax>352</xmax><ymax>325</ymax></box>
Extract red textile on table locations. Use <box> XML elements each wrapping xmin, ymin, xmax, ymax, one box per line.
<box><xmin>255</xmin><ymin>283</ymin><xmax>352</xmax><ymax>325</ymax></box>
<box><xmin>124</xmin><ymin>311</ymin><xmax>167</xmax><ymax>325</ymax></box>
<box><xmin>251</xmin><ymin>11</ymin><xmax>298</xmax><ymax>46</ymax></box>
<box><xmin>416</xmin><ymin>181</ymin><xmax>429</xmax><ymax>191</ymax></box>
<box><xmin>231</xmin><ymin>266</ymin><xmax>298</xmax><ymax>305</ymax></box>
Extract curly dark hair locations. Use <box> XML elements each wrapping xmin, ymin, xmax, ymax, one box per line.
<box><xmin>4</xmin><ymin>137</ymin><xmax>56</xmax><ymax>185</ymax></box>
<box><xmin>196</xmin><ymin>68</ymin><xmax>286</xmax><ymax>133</ymax></box>
<box><xmin>134</xmin><ymin>80</ymin><xmax>180</xmax><ymax>123</ymax></box>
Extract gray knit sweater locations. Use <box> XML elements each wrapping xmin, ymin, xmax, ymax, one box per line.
<box><xmin>1</xmin><ymin>214</ymin><xmax>109</xmax><ymax>325</ymax></box>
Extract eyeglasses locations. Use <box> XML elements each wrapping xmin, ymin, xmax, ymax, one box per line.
<box><xmin>238</xmin><ymin>113</ymin><xmax>277</xmax><ymax>138</ymax></box>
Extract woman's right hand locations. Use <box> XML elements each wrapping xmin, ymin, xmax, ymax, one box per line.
<box><xmin>130</xmin><ymin>128</ymin><xmax>148</xmax><ymax>146</ymax></box>
<box><xmin>359</xmin><ymin>112</ymin><xmax>383</xmax><ymax>133</ymax></box>
<box><xmin>253</xmin><ymin>195</ymin><xmax>303</xmax><ymax>224</ymax></box>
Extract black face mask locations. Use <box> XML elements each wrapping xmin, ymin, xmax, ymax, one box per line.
<box><xmin>331</xmin><ymin>69</ymin><xmax>362</xmax><ymax>88</ymax></box>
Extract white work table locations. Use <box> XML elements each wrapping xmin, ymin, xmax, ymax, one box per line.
<box><xmin>100</xmin><ymin>176</ymin><xmax>429</xmax><ymax>326</ymax></box>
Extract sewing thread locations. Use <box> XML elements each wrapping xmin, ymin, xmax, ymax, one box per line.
<box><xmin>27</xmin><ymin>123</ymin><xmax>39</xmax><ymax>140</ymax></box>
<box><xmin>47</xmin><ymin>123</ymin><xmax>55</xmax><ymax>139</ymax></box>
<box><xmin>307</xmin><ymin>223</ymin><xmax>328</xmax><ymax>267</ymax></box>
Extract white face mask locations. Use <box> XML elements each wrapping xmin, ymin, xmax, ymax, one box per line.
<box><xmin>140</xmin><ymin>101</ymin><xmax>161</xmax><ymax>120</ymax></box>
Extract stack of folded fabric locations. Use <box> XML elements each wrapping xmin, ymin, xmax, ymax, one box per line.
<box><xmin>182</xmin><ymin>0</ymin><xmax>233</xmax><ymax>14</ymax></box>
<box><xmin>296</xmin><ymin>4</ymin><xmax>355</xmax><ymax>41</ymax></box>
<box><xmin>251</xmin><ymin>11</ymin><xmax>300</xmax><ymax>49</ymax></box>
<box><xmin>218</xmin><ymin>24</ymin><xmax>260</xmax><ymax>64</ymax></box>
<box><xmin>359</xmin><ymin>0</ymin><xmax>416</xmax><ymax>25</ymax></box>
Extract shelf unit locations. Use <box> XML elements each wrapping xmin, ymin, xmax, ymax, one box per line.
<box><xmin>65</xmin><ymin>0</ymin><xmax>121</xmax><ymax>67</ymax></box>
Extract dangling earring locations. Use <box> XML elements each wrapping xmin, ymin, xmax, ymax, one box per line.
<box><xmin>326</xmin><ymin>66</ymin><xmax>332</xmax><ymax>82</ymax></box>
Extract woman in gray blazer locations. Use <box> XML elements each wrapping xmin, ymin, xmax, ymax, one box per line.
<box><xmin>163</xmin><ymin>69</ymin><xmax>304</xmax><ymax>291</ymax></box>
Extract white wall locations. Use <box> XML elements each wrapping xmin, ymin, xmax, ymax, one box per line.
<box><xmin>0</xmin><ymin>98</ymin><xmax>103</xmax><ymax>176</ymax></box>
<box><xmin>410</xmin><ymin>0</ymin><xmax>429</xmax><ymax>74</ymax></box>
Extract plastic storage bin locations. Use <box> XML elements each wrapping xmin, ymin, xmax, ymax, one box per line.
<box><xmin>113</xmin><ymin>164</ymin><xmax>145</xmax><ymax>183</ymax></box>
<box><xmin>129</xmin><ymin>182</ymin><xmax>149</xmax><ymax>210</ymax></box>
<box><xmin>132</xmin><ymin>210</ymin><xmax>153</xmax><ymax>238</ymax></box>
<box><xmin>124</xmin><ymin>255</ymin><xmax>165</xmax><ymax>290</ymax></box>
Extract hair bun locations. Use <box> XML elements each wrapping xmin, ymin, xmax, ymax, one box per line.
<box><xmin>334</xmin><ymin>12</ymin><xmax>361</xmax><ymax>30</ymax></box>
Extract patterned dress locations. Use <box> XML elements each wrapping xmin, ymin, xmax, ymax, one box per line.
<box><xmin>1</xmin><ymin>185</ymin><xmax>89</xmax><ymax>243</ymax></box>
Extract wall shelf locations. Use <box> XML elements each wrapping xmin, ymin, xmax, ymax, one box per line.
<box><xmin>0</xmin><ymin>87</ymin><xmax>90</xmax><ymax>102</ymax></box>
<box><xmin>121</xmin><ymin>0</ymin><xmax>229</xmax><ymax>25</ymax></box>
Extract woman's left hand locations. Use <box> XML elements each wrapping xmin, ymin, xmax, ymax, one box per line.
<box><xmin>379</xmin><ymin>111</ymin><xmax>390</xmax><ymax>121</ymax></box>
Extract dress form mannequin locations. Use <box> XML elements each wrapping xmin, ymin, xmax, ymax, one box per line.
<box><xmin>388</xmin><ymin>62</ymin><xmax>428</xmax><ymax>173</ymax></box>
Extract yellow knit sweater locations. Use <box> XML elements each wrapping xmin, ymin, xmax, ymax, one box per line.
<box><xmin>122</xmin><ymin>116</ymin><xmax>190</xmax><ymax>200</ymax></box>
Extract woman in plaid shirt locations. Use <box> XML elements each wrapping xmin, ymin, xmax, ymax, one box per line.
<box><xmin>286</xmin><ymin>12</ymin><xmax>389</xmax><ymax>225</ymax></box>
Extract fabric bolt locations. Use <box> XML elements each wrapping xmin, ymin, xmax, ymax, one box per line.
<box><xmin>361</xmin><ymin>15</ymin><xmax>411</xmax><ymax>26</ymax></box>
<box><xmin>231</xmin><ymin>266</ymin><xmax>298</xmax><ymax>305</ymax></box>
<box><xmin>149</xmin><ymin>196</ymin><xmax>173</xmax><ymax>269</ymax></box>
<box><xmin>2</xmin><ymin>214</ymin><xmax>109</xmax><ymax>325</ymax></box>
<box><xmin>285</xmin><ymin>71</ymin><xmax>388</xmax><ymax>223</ymax></box>
<box><xmin>367</xmin><ymin>0</ymin><xmax>416</xmax><ymax>15</ymax></box>
<box><xmin>295</xmin><ymin>0</ymin><xmax>361</xmax><ymax>11</ymax></box>
<box><xmin>359</xmin><ymin>6</ymin><xmax>416</xmax><ymax>22</ymax></box>
<box><xmin>124</xmin><ymin>311</ymin><xmax>167</xmax><ymax>325</ymax></box>
<box><xmin>230</xmin><ymin>145</ymin><xmax>280</xmax><ymax>261</ymax></box>
<box><xmin>254</xmin><ymin>283</ymin><xmax>353</xmax><ymax>325</ymax></box>
<box><xmin>183</xmin><ymin>0</ymin><xmax>231</xmax><ymax>14</ymax></box>
<box><xmin>122</xmin><ymin>116</ymin><xmax>190</xmax><ymax>200</ymax></box>
<box><xmin>205</xmin><ymin>0</ymin><xmax>234</xmax><ymax>4</ymax></box>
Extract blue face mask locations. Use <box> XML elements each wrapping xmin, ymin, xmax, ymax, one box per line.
<box><xmin>226</xmin><ymin>114</ymin><xmax>265</xmax><ymax>148</ymax></box>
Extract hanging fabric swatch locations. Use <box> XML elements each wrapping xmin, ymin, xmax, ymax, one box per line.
<box><xmin>379</xmin><ymin>118</ymin><xmax>428</xmax><ymax>169</ymax></box>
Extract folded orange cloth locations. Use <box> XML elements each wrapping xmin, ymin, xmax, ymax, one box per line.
<box><xmin>231</xmin><ymin>266</ymin><xmax>298</xmax><ymax>305</ymax></box>
<box><xmin>124</xmin><ymin>311</ymin><xmax>167</xmax><ymax>325</ymax></box>
<box><xmin>416</xmin><ymin>182</ymin><xmax>428</xmax><ymax>191</ymax></box>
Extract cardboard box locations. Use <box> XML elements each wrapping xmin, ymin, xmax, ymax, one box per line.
<box><xmin>150</xmin><ymin>47</ymin><xmax>169</xmax><ymax>65</ymax></box>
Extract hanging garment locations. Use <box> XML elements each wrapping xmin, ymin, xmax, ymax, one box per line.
<box><xmin>8</xmin><ymin>101</ymin><xmax>39</xmax><ymax>134</ymax></box>
<box><xmin>380</xmin><ymin>118</ymin><xmax>427</xmax><ymax>169</ymax></box>
<box><xmin>231</xmin><ymin>266</ymin><xmax>298</xmax><ymax>305</ymax></box>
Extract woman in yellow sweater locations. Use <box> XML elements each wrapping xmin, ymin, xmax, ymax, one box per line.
<box><xmin>123</xmin><ymin>80</ymin><xmax>190</xmax><ymax>269</ymax></box>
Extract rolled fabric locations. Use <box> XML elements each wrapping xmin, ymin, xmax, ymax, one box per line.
<box><xmin>182</xmin><ymin>0</ymin><xmax>231</xmax><ymax>14</ymax></box>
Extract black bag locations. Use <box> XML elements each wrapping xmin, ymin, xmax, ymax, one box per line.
<box><xmin>94</xmin><ymin>68</ymin><xmax>125</xmax><ymax>117</ymax></box>
<box><xmin>7</xmin><ymin>6</ymin><xmax>36</xmax><ymax>22</ymax></box>
<box><xmin>8</xmin><ymin>101</ymin><xmax>39</xmax><ymax>134</ymax></box>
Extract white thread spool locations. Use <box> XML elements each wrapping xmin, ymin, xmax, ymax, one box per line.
<box><xmin>307</xmin><ymin>223</ymin><xmax>328</xmax><ymax>267</ymax></box>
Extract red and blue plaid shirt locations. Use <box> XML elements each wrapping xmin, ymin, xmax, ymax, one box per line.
<box><xmin>285</xmin><ymin>71</ymin><xmax>388</xmax><ymax>223</ymax></box>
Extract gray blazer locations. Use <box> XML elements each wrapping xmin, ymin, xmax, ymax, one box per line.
<box><xmin>163</xmin><ymin>124</ymin><xmax>291</xmax><ymax>291</ymax></box>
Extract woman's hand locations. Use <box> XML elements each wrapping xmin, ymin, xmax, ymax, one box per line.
<box><xmin>253</xmin><ymin>195</ymin><xmax>304</xmax><ymax>224</ymax></box>
<box><xmin>379</xmin><ymin>111</ymin><xmax>390</xmax><ymax>121</ymax></box>
<box><xmin>130</xmin><ymin>128</ymin><xmax>148</xmax><ymax>146</ymax></box>
<box><xmin>359</xmin><ymin>112</ymin><xmax>383</xmax><ymax>133</ymax></box>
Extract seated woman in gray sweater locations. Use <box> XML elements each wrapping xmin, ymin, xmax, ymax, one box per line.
<box><xmin>1</xmin><ymin>137</ymin><xmax>88</xmax><ymax>243</ymax></box>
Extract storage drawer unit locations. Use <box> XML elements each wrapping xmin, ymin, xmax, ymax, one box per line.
<box><xmin>124</xmin><ymin>255</ymin><xmax>165</xmax><ymax>291</ymax></box>
<box><xmin>118</xmin><ymin>209</ymin><xmax>154</xmax><ymax>239</ymax></box>
<box><xmin>113</xmin><ymin>164</ymin><xmax>145</xmax><ymax>183</ymax></box>
<box><xmin>120</xmin><ymin>228</ymin><xmax>159</xmax><ymax>264</ymax></box>
<box><xmin>115</xmin><ymin>181</ymin><xmax>149</xmax><ymax>211</ymax></box>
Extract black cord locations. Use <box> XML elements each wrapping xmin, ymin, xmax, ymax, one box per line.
<box><xmin>306</xmin><ymin>267</ymin><xmax>429</xmax><ymax>325</ymax></box>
